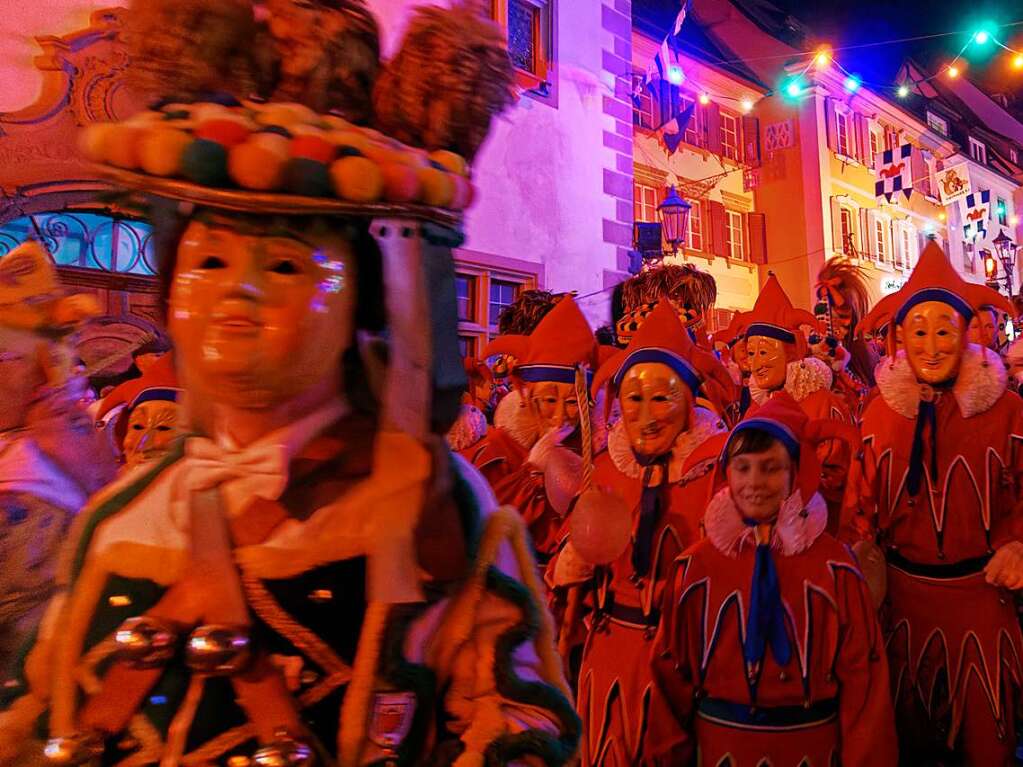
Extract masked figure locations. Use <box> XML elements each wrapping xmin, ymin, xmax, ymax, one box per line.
<box><xmin>0</xmin><ymin>241</ymin><xmax>115</xmax><ymax>675</ymax></box>
<box><xmin>95</xmin><ymin>354</ymin><xmax>183</xmax><ymax>470</ymax></box>
<box><xmin>479</xmin><ymin>297</ymin><xmax>609</xmax><ymax>566</ymax></box>
<box><xmin>854</xmin><ymin>242</ymin><xmax>1023</xmax><ymax>765</ymax></box>
<box><xmin>712</xmin><ymin>311</ymin><xmax>753</xmax><ymax>425</ymax></box>
<box><xmin>650</xmin><ymin>393</ymin><xmax>896</xmax><ymax>766</ymax></box>
<box><xmin>813</xmin><ymin>258</ymin><xmax>877</xmax><ymax>418</ymax></box>
<box><xmin>0</xmin><ymin>2</ymin><xmax>580</xmax><ymax>765</ymax></box>
<box><xmin>551</xmin><ymin>302</ymin><xmax>727</xmax><ymax>766</ymax></box>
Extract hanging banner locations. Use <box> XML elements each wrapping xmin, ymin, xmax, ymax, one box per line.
<box><xmin>935</xmin><ymin>162</ymin><xmax>972</xmax><ymax>206</ymax></box>
<box><xmin>875</xmin><ymin>144</ymin><xmax>913</xmax><ymax>202</ymax></box>
<box><xmin>961</xmin><ymin>190</ymin><xmax>991</xmax><ymax>243</ymax></box>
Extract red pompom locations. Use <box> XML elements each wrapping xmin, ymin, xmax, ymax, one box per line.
<box><xmin>195</xmin><ymin>119</ymin><xmax>251</xmax><ymax>148</ymax></box>
<box><xmin>289</xmin><ymin>135</ymin><xmax>336</xmax><ymax>164</ymax></box>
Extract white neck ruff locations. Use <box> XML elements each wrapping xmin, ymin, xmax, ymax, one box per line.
<box><xmin>704</xmin><ymin>485</ymin><xmax>828</xmax><ymax>558</ymax></box>
<box><xmin>750</xmin><ymin>356</ymin><xmax>832</xmax><ymax>405</ymax></box>
<box><xmin>606</xmin><ymin>406</ymin><xmax>726</xmax><ymax>484</ymax></box>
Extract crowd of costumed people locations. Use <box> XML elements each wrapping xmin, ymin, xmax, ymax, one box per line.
<box><xmin>4</xmin><ymin>1</ymin><xmax>1023</xmax><ymax>766</ymax></box>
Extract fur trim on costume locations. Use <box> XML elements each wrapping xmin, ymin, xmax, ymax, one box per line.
<box><xmin>703</xmin><ymin>486</ymin><xmax>828</xmax><ymax>558</ymax></box>
<box><xmin>750</xmin><ymin>357</ymin><xmax>833</xmax><ymax>405</ymax></box>
<box><xmin>446</xmin><ymin>405</ymin><xmax>488</xmax><ymax>452</ymax></box>
<box><xmin>493</xmin><ymin>387</ymin><xmax>609</xmax><ymax>455</ymax></box>
<box><xmin>606</xmin><ymin>406</ymin><xmax>726</xmax><ymax>483</ymax></box>
<box><xmin>874</xmin><ymin>345</ymin><xmax>1007</xmax><ymax>419</ymax></box>
<box><xmin>493</xmin><ymin>389</ymin><xmax>537</xmax><ymax>449</ymax></box>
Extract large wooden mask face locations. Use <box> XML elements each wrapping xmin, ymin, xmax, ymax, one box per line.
<box><xmin>169</xmin><ymin>217</ymin><xmax>354</xmax><ymax>411</ymax></box>
<box><xmin>901</xmin><ymin>300</ymin><xmax>966</xmax><ymax>386</ymax></box>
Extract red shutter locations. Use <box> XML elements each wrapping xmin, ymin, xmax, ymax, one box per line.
<box><xmin>709</xmin><ymin>201</ymin><xmax>727</xmax><ymax>259</ymax></box>
<box><xmin>853</xmin><ymin>113</ymin><xmax>868</xmax><ymax>164</ymax></box>
<box><xmin>910</xmin><ymin>148</ymin><xmax>928</xmax><ymax>197</ymax></box>
<box><xmin>829</xmin><ymin>197</ymin><xmax>843</xmax><ymax>255</ymax></box>
<box><xmin>743</xmin><ymin>115</ymin><xmax>761</xmax><ymax>167</ymax></box>
<box><xmin>824</xmin><ymin>98</ymin><xmax>837</xmax><ymax>151</ymax></box>
<box><xmin>748</xmin><ymin>212</ymin><xmax>767</xmax><ymax>264</ymax></box>
<box><xmin>706</xmin><ymin>103</ymin><xmax>723</xmax><ymax>155</ymax></box>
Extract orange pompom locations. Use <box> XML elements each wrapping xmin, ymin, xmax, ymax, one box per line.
<box><xmin>417</xmin><ymin>166</ymin><xmax>454</xmax><ymax>207</ymax></box>
<box><xmin>78</xmin><ymin>123</ymin><xmax>115</xmax><ymax>162</ymax></box>
<box><xmin>229</xmin><ymin>142</ymin><xmax>287</xmax><ymax>191</ymax></box>
<box><xmin>195</xmin><ymin>119</ymin><xmax>251</xmax><ymax>148</ymax></box>
<box><xmin>290</xmin><ymin>135</ymin><xmax>336</xmax><ymax>164</ymax></box>
<box><xmin>449</xmin><ymin>175</ymin><xmax>475</xmax><ymax>210</ymax></box>
<box><xmin>380</xmin><ymin>163</ymin><xmax>421</xmax><ymax>202</ymax></box>
<box><xmin>104</xmin><ymin>124</ymin><xmax>146</xmax><ymax>169</ymax></box>
<box><xmin>139</xmin><ymin>128</ymin><xmax>193</xmax><ymax>177</ymax></box>
<box><xmin>329</xmin><ymin>156</ymin><xmax>384</xmax><ymax>202</ymax></box>
<box><xmin>362</xmin><ymin>143</ymin><xmax>401</xmax><ymax>166</ymax></box>
<box><xmin>429</xmin><ymin>149</ymin><xmax>468</xmax><ymax>176</ymax></box>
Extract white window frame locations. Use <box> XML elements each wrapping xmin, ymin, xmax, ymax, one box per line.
<box><xmin>894</xmin><ymin>222</ymin><xmax>916</xmax><ymax>270</ymax></box>
<box><xmin>835</xmin><ymin>110</ymin><xmax>853</xmax><ymax>159</ymax></box>
<box><xmin>872</xmin><ymin>212</ymin><xmax>890</xmax><ymax>264</ymax></box>
<box><xmin>720</xmin><ymin>112</ymin><xmax>740</xmax><ymax>161</ymax></box>
<box><xmin>868</xmin><ymin>127</ymin><xmax>882</xmax><ymax>167</ymax></box>
<box><xmin>926</xmin><ymin>112</ymin><xmax>948</xmax><ymax>136</ymax></box>
<box><xmin>634</xmin><ymin>182</ymin><xmax>659</xmax><ymax>223</ymax></box>
<box><xmin>725</xmin><ymin>210</ymin><xmax>745</xmax><ymax>261</ymax></box>
<box><xmin>969</xmin><ymin>137</ymin><xmax>987</xmax><ymax>165</ymax></box>
<box><xmin>839</xmin><ymin>206</ymin><xmax>857</xmax><ymax>255</ymax></box>
<box><xmin>687</xmin><ymin>200</ymin><xmax>704</xmax><ymax>252</ymax></box>
<box><xmin>455</xmin><ymin>262</ymin><xmax>537</xmax><ymax>352</ymax></box>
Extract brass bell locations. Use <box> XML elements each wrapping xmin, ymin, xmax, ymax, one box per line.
<box><xmin>43</xmin><ymin>732</ymin><xmax>104</xmax><ymax>766</ymax></box>
<box><xmin>114</xmin><ymin>616</ymin><xmax>179</xmax><ymax>668</ymax></box>
<box><xmin>185</xmin><ymin>624</ymin><xmax>252</xmax><ymax>676</ymax></box>
<box><xmin>252</xmin><ymin>730</ymin><xmax>315</xmax><ymax>767</ymax></box>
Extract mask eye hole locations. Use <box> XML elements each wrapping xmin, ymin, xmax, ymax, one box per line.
<box><xmin>199</xmin><ymin>256</ymin><xmax>227</xmax><ymax>270</ymax></box>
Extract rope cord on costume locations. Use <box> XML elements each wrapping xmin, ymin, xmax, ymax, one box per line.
<box><xmin>575</xmin><ymin>365</ymin><xmax>594</xmax><ymax>492</ymax></box>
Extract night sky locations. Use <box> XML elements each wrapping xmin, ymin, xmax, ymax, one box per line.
<box><xmin>769</xmin><ymin>0</ymin><xmax>1022</xmax><ymax>99</ymax></box>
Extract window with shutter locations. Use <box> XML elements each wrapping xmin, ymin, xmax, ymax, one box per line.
<box><xmin>874</xmin><ymin>216</ymin><xmax>888</xmax><ymax>264</ymax></box>
<box><xmin>687</xmin><ymin>201</ymin><xmax>704</xmax><ymax>252</ymax></box>
<box><xmin>839</xmin><ymin>208</ymin><xmax>856</xmax><ymax>255</ymax></box>
<box><xmin>725</xmin><ymin>211</ymin><xmax>745</xmax><ymax>260</ymax></box>
<box><xmin>836</xmin><ymin>112</ymin><xmax>852</xmax><ymax>158</ymax></box>
<box><xmin>634</xmin><ymin>183</ymin><xmax>658</xmax><ymax>222</ymax></box>
<box><xmin>720</xmin><ymin>112</ymin><xmax>740</xmax><ymax>161</ymax></box>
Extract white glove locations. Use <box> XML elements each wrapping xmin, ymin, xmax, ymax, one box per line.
<box><xmin>526</xmin><ymin>424</ymin><xmax>573</xmax><ymax>473</ymax></box>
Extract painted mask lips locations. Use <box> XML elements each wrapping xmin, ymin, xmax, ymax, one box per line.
<box><xmin>212</xmin><ymin>314</ymin><xmax>263</xmax><ymax>335</ymax></box>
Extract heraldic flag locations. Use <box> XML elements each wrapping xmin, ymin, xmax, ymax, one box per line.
<box><xmin>961</xmin><ymin>190</ymin><xmax>991</xmax><ymax>242</ymax></box>
<box><xmin>875</xmin><ymin>144</ymin><xmax>913</xmax><ymax>202</ymax></box>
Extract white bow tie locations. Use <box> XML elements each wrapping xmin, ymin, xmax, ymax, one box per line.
<box><xmin>183</xmin><ymin>437</ymin><xmax>290</xmax><ymax>516</ymax></box>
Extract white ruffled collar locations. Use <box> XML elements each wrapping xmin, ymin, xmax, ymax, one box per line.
<box><xmin>704</xmin><ymin>486</ymin><xmax>828</xmax><ymax>558</ymax></box>
<box><xmin>446</xmin><ymin>404</ymin><xmax>488</xmax><ymax>452</ymax></box>
<box><xmin>750</xmin><ymin>356</ymin><xmax>833</xmax><ymax>405</ymax></box>
<box><xmin>607</xmin><ymin>406</ymin><xmax>726</xmax><ymax>483</ymax></box>
<box><xmin>874</xmin><ymin>345</ymin><xmax>1006</xmax><ymax>419</ymax></box>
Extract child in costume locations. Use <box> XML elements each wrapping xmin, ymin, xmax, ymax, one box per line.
<box><xmin>0</xmin><ymin>2</ymin><xmax>580</xmax><ymax>765</ymax></box>
<box><xmin>650</xmin><ymin>393</ymin><xmax>897</xmax><ymax>766</ymax></box>
<box><xmin>854</xmin><ymin>241</ymin><xmax>1023</xmax><ymax>764</ymax></box>
<box><xmin>552</xmin><ymin>301</ymin><xmax>728</xmax><ymax>766</ymax></box>
<box><xmin>0</xmin><ymin>241</ymin><xmax>113</xmax><ymax>675</ymax></box>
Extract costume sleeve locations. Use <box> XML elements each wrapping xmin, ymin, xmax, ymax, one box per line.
<box><xmin>438</xmin><ymin>507</ymin><xmax>580</xmax><ymax>766</ymax></box>
<box><xmin>646</xmin><ymin>556</ymin><xmax>696</xmax><ymax>766</ymax></box>
<box><xmin>0</xmin><ymin>492</ymin><xmax>72</xmax><ymax>671</ymax></box>
<box><xmin>834</xmin><ymin>565</ymin><xmax>897</xmax><ymax>767</ymax></box>
<box><xmin>989</xmin><ymin>402</ymin><xmax>1023</xmax><ymax>549</ymax></box>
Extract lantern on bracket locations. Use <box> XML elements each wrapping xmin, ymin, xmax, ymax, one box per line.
<box><xmin>658</xmin><ymin>185</ymin><xmax>691</xmax><ymax>257</ymax></box>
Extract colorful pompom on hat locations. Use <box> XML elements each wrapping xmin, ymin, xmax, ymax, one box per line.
<box><xmin>79</xmin><ymin>0</ymin><xmax>515</xmax><ymax>223</ymax></box>
<box><xmin>593</xmin><ymin>300</ymin><xmax>735</xmax><ymax>404</ymax></box>
<box><xmin>740</xmin><ymin>273</ymin><xmax>820</xmax><ymax>356</ymax></box>
<box><xmin>482</xmin><ymin>297</ymin><xmax>607</xmax><ymax>384</ymax></box>
<box><xmin>858</xmin><ymin>240</ymin><xmax>1014</xmax><ymax>357</ymax></box>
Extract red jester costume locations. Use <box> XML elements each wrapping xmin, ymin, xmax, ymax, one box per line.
<box><xmin>480</xmin><ymin>297</ymin><xmax>608</xmax><ymax>565</ymax></box>
<box><xmin>650</xmin><ymin>394</ymin><xmax>896</xmax><ymax>766</ymax></box>
<box><xmin>855</xmin><ymin>241</ymin><xmax>1023</xmax><ymax>765</ymax></box>
<box><xmin>554</xmin><ymin>301</ymin><xmax>729</xmax><ymax>766</ymax></box>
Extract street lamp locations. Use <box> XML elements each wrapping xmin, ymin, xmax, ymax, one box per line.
<box><xmin>658</xmin><ymin>186</ymin><xmax>691</xmax><ymax>257</ymax></box>
<box><xmin>992</xmin><ymin>229</ymin><xmax>1019</xmax><ymax>296</ymax></box>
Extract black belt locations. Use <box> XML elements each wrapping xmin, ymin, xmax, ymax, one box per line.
<box><xmin>603</xmin><ymin>601</ymin><xmax>659</xmax><ymax>628</ymax></box>
<box><xmin>697</xmin><ymin>697</ymin><xmax>839</xmax><ymax>731</ymax></box>
<box><xmin>885</xmin><ymin>550</ymin><xmax>992</xmax><ymax>579</ymax></box>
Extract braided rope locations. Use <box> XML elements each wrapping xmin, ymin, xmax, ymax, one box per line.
<box><xmin>575</xmin><ymin>366</ymin><xmax>593</xmax><ymax>492</ymax></box>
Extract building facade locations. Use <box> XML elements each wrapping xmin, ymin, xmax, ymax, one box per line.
<box><xmin>630</xmin><ymin>20</ymin><xmax>767</xmax><ymax>327</ymax></box>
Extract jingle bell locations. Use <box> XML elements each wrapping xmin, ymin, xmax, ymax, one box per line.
<box><xmin>43</xmin><ymin>732</ymin><xmax>104</xmax><ymax>766</ymax></box>
<box><xmin>114</xmin><ymin>616</ymin><xmax>179</xmax><ymax>668</ymax></box>
<box><xmin>253</xmin><ymin>731</ymin><xmax>315</xmax><ymax>767</ymax></box>
<box><xmin>185</xmin><ymin>624</ymin><xmax>252</xmax><ymax>675</ymax></box>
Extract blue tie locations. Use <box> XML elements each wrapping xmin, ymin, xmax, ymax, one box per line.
<box><xmin>743</xmin><ymin>522</ymin><xmax>792</xmax><ymax>674</ymax></box>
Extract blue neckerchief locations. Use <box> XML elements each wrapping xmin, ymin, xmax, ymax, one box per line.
<box><xmin>743</xmin><ymin>519</ymin><xmax>792</xmax><ymax>672</ymax></box>
<box><xmin>906</xmin><ymin>399</ymin><xmax>937</xmax><ymax>497</ymax></box>
<box><xmin>631</xmin><ymin>454</ymin><xmax>670</xmax><ymax>578</ymax></box>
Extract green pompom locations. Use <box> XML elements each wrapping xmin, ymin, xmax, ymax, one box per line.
<box><xmin>180</xmin><ymin>139</ymin><xmax>229</xmax><ymax>187</ymax></box>
<box><xmin>284</xmin><ymin>158</ymin><xmax>332</xmax><ymax>197</ymax></box>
